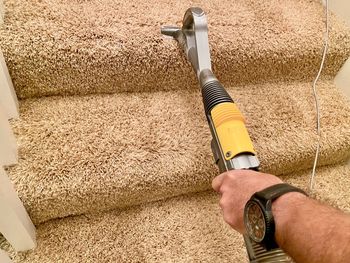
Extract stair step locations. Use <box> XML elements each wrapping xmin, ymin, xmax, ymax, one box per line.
<box><xmin>2</xmin><ymin>163</ymin><xmax>350</xmax><ymax>262</ymax></box>
<box><xmin>0</xmin><ymin>0</ymin><xmax>349</xmax><ymax>98</ymax></box>
<box><xmin>6</xmin><ymin>79</ymin><xmax>350</xmax><ymax>224</ymax></box>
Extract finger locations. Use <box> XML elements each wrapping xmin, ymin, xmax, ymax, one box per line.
<box><xmin>212</xmin><ymin>172</ymin><xmax>227</xmax><ymax>192</ymax></box>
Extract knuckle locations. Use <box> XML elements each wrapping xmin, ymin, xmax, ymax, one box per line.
<box><xmin>223</xmin><ymin>213</ymin><xmax>237</xmax><ymax>226</ymax></box>
<box><xmin>219</xmin><ymin>184</ymin><xmax>228</xmax><ymax>194</ymax></box>
<box><xmin>219</xmin><ymin>198</ymin><xmax>226</xmax><ymax>208</ymax></box>
<box><xmin>227</xmin><ymin>172</ymin><xmax>236</xmax><ymax>181</ymax></box>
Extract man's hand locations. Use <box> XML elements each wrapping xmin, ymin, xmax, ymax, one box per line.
<box><xmin>212</xmin><ymin>170</ymin><xmax>282</xmax><ymax>233</ymax></box>
<box><xmin>213</xmin><ymin>170</ymin><xmax>350</xmax><ymax>263</ymax></box>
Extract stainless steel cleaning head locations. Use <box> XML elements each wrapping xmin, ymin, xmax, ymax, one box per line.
<box><xmin>161</xmin><ymin>7</ymin><xmax>211</xmax><ymax>80</ymax></box>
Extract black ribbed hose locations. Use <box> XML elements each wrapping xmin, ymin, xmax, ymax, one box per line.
<box><xmin>201</xmin><ymin>80</ymin><xmax>233</xmax><ymax>115</ymax></box>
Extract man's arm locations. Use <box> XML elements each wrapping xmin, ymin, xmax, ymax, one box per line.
<box><xmin>212</xmin><ymin>170</ymin><xmax>350</xmax><ymax>263</ymax></box>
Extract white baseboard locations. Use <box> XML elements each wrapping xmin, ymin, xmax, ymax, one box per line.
<box><xmin>0</xmin><ymin>108</ymin><xmax>17</xmax><ymax>166</ymax></box>
<box><xmin>321</xmin><ymin>0</ymin><xmax>350</xmax><ymax>99</ymax></box>
<box><xmin>335</xmin><ymin>58</ymin><xmax>350</xmax><ymax>99</ymax></box>
<box><xmin>0</xmin><ymin>167</ymin><xmax>36</xmax><ymax>251</ymax></box>
<box><xmin>0</xmin><ymin>0</ymin><xmax>4</xmax><ymax>24</ymax></box>
<box><xmin>0</xmin><ymin>51</ymin><xmax>19</xmax><ymax>120</ymax></box>
<box><xmin>0</xmin><ymin>250</ymin><xmax>13</xmax><ymax>263</ymax></box>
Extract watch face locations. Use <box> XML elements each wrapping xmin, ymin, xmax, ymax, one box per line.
<box><xmin>244</xmin><ymin>201</ymin><xmax>266</xmax><ymax>243</ymax></box>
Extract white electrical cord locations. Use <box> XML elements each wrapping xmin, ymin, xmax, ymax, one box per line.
<box><xmin>308</xmin><ymin>0</ymin><xmax>329</xmax><ymax>193</ymax></box>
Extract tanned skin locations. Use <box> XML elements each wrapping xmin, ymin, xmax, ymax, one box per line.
<box><xmin>212</xmin><ymin>170</ymin><xmax>350</xmax><ymax>263</ymax></box>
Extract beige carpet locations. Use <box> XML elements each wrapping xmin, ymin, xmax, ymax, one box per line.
<box><xmin>5</xmin><ymin>79</ymin><xmax>350</xmax><ymax>224</ymax></box>
<box><xmin>0</xmin><ymin>0</ymin><xmax>350</xmax><ymax>98</ymax></box>
<box><xmin>0</xmin><ymin>0</ymin><xmax>350</xmax><ymax>262</ymax></box>
<box><xmin>1</xmin><ymin>164</ymin><xmax>350</xmax><ymax>263</ymax></box>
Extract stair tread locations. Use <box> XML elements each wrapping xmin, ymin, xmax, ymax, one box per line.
<box><xmin>0</xmin><ymin>0</ymin><xmax>349</xmax><ymax>98</ymax></box>
<box><xmin>6</xmin><ymin>79</ymin><xmax>350</xmax><ymax>224</ymax></box>
<box><xmin>2</xmin><ymin>164</ymin><xmax>350</xmax><ymax>262</ymax></box>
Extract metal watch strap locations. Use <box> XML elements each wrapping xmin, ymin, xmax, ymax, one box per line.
<box><xmin>255</xmin><ymin>183</ymin><xmax>308</xmax><ymax>201</ymax></box>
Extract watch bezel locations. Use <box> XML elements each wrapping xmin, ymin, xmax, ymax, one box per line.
<box><xmin>244</xmin><ymin>198</ymin><xmax>275</xmax><ymax>246</ymax></box>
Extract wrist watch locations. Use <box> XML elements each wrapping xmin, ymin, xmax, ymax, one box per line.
<box><xmin>243</xmin><ymin>183</ymin><xmax>307</xmax><ymax>249</ymax></box>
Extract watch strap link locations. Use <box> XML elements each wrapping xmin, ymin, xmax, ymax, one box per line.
<box><xmin>255</xmin><ymin>183</ymin><xmax>308</xmax><ymax>201</ymax></box>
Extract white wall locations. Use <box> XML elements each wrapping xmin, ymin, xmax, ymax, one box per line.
<box><xmin>328</xmin><ymin>0</ymin><xmax>350</xmax><ymax>26</ymax></box>
<box><xmin>326</xmin><ymin>0</ymin><xmax>350</xmax><ymax>98</ymax></box>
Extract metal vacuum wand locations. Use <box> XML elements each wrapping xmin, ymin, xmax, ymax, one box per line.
<box><xmin>161</xmin><ymin>7</ymin><xmax>292</xmax><ymax>262</ymax></box>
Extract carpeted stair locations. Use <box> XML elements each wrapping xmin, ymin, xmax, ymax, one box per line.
<box><xmin>5</xmin><ymin>79</ymin><xmax>350</xmax><ymax>225</ymax></box>
<box><xmin>1</xmin><ymin>0</ymin><xmax>350</xmax><ymax>262</ymax></box>
<box><xmin>1</xmin><ymin>164</ymin><xmax>350</xmax><ymax>262</ymax></box>
<box><xmin>1</xmin><ymin>0</ymin><xmax>350</xmax><ymax>98</ymax></box>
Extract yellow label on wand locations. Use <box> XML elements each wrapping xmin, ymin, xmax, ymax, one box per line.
<box><xmin>211</xmin><ymin>102</ymin><xmax>256</xmax><ymax>160</ymax></box>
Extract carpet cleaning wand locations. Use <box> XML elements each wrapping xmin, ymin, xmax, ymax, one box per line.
<box><xmin>161</xmin><ymin>7</ymin><xmax>291</xmax><ymax>262</ymax></box>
